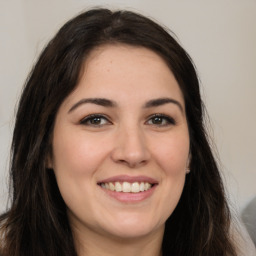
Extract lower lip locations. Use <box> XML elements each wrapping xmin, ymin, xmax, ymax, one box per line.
<box><xmin>99</xmin><ymin>185</ymin><xmax>157</xmax><ymax>203</ymax></box>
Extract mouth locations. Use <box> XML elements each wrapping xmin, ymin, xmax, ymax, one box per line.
<box><xmin>98</xmin><ymin>181</ymin><xmax>155</xmax><ymax>193</ymax></box>
<box><xmin>97</xmin><ymin>175</ymin><xmax>158</xmax><ymax>196</ymax></box>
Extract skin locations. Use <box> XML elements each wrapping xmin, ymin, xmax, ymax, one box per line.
<box><xmin>49</xmin><ymin>44</ymin><xmax>190</xmax><ymax>256</ymax></box>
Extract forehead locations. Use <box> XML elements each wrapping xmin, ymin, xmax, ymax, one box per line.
<box><xmin>63</xmin><ymin>44</ymin><xmax>185</xmax><ymax>108</ymax></box>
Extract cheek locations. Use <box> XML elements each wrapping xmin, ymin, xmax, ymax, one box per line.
<box><xmin>52</xmin><ymin>129</ymin><xmax>109</xmax><ymax>177</ymax></box>
<box><xmin>152</xmin><ymin>132</ymin><xmax>190</xmax><ymax>175</ymax></box>
<box><xmin>151</xmin><ymin>132</ymin><xmax>189</xmax><ymax>215</ymax></box>
<box><xmin>51</xmin><ymin>130</ymin><xmax>106</xmax><ymax>214</ymax></box>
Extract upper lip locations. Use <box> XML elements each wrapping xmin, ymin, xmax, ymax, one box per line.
<box><xmin>97</xmin><ymin>175</ymin><xmax>158</xmax><ymax>184</ymax></box>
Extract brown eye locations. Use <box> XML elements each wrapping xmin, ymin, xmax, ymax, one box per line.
<box><xmin>80</xmin><ymin>114</ymin><xmax>110</xmax><ymax>126</ymax></box>
<box><xmin>90</xmin><ymin>117</ymin><xmax>103</xmax><ymax>125</ymax></box>
<box><xmin>147</xmin><ymin>114</ymin><xmax>176</xmax><ymax>126</ymax></box>
<box><xmin>151</xmin><ymin>116</ymin><xmax>164</xmax><ymax>125</ymax></box>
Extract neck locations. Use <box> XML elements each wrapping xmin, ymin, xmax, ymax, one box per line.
<box><xmin>72</xmin><ymin>225</ymin><xmax>164</xmax><ymax>256</ymax></box>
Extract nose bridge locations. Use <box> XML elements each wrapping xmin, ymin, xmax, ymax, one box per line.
<box><xmin>111</xmin><ymin>121</ymin><xmax>150</xmax><ymax>167</ymax></box>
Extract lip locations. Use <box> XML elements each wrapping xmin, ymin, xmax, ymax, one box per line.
<box><xmin>97</xmin><ymin>175</ymin><xmax>158</xmax><ymax>203</ymax></box>
<box><xmin>97</xmin><ymin>175</ymin><xmax>158</xmax><ymax>184</ymax></box>
<box><xmin>100</xmin><ymin>186</ymin><xmax>157</xmax><ymax>203</ymax></box>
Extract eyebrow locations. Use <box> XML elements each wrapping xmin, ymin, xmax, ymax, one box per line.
<box><xmin>68</xmin><ymin>97</ymin><xmax>183</xmax><ymax>113</ymax></box>
<box><xmin>143</xmin><ymin>98</ymin><xmax>183</xmax><ymax>112</ymax></box>
<box><xmin>68</xmin><ymin>98</ymin><xmax>117</xmax><ymax>113</ymax></box>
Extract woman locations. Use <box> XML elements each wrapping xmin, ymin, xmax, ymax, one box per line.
<box><xmin>0</xmin><ymin>8</ymin><xmax>254</xmax><ymax>256</ymax></box>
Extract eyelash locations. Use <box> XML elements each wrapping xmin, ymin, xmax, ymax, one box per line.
<box><xmin>146</xmin><ymin>114</ymin><xmax>176</xmax><ymax>126</ymax></box>
<box><xmin>80</xmin><ymin>114</ymin><xmax>111</xmax><ymax>126</ymax></box>
<box><xmin>80</xmin><ymin>114</ymin><xmax>176</xmax><ymax>127</ymax></box>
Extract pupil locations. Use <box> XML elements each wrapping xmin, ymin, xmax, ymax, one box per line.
<box><xmin>92</xmin><ymin>117</ymin><xmax>101</xmax><ymax>124</ymax></box>
<box><xmin>153</xmin><ymin>117</ymin><xmax>162</xmax><ymax>124</ymax></box>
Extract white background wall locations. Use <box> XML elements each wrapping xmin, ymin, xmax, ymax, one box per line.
<box><xmin>0</xmin><ymin>0</ymin><xmax>256</xmax><ymax>214</ymax></box>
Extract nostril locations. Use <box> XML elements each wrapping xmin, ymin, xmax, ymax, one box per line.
<box><xmin>110</xmin><ymin>133</ymin><xmax>150</xmax><ymax>167</ymax></box>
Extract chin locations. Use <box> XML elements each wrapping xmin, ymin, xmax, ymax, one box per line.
<box><xmin>101</xmin><ymin>213</ymin><xmax>165</xmax><ymax>240</ymax></box>
<box><xmin>106</xmin><ymin>225</ymin><xmax>159</xmax><ymax>240</ymax></box>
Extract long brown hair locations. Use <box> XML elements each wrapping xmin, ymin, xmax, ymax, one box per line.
<box><xmin>0</xmin><ymin>8</ymin><xmax>237</xmax><ymax>255</ymax></box>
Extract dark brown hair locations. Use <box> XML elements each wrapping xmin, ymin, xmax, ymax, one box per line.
<box><xmin>0</xmin><ymin>8</ymin><xmax>237</xmax><ymax>256</ymax></box>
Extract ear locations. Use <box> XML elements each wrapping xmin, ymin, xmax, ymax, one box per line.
<box><xmin>46</xmin><ymin>151</ymin><xmax>54</xmax><ymax>169</ymax></box>
<box><xmin>186</xmin><ymin>153</ymin><xmax>191</xmax><ymax>174</ymax></box>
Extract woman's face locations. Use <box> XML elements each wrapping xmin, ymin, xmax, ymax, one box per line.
<box><xmin>50</xmin><ymin>45</ymin><xmax>190</xmax><ymax>241</ymax></box>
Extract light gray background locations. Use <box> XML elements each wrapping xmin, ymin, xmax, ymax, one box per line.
<box><xmin>1</xmin><ymin>0</ymin><xmax>256</xmax><ymax>214</ymax></box>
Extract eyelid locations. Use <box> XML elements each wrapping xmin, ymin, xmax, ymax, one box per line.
<box><xmin>80</xmin><ymin>114</ymin><xmax>112</xmax><ymax>126</ymax></box>
<box><xmin>79</xmin><ymin>113</ymin><xmax>176</xmax><ymax>127</ymax></box>
<box><xmin>146</xmin><ymin>113</ymin><xmax>176</xmax><ymax>126</ymax></box>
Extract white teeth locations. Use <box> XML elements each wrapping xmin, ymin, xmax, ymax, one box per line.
<box><xmin>139</xmin><ymin>182</ymin><xmax>145</xmax><ymax>192</ymax></box>
<box><xmin>109</xmin><ymin>182</ymin><xmax>115</xmax><ymax>191</ymax></box>
<box><xmin>123</xmin><ymin>182</ymin><xmax>131</xmax><ymax>192</ymax></box>
<box><xmin>145</xmin><ymin>182</ymin><xmax>150</xmax><ymax>190</ymax></box>
<box><xmin>115</xmin><ymin>182</ymin><xmax>122</xmax><ymax>192</ymax></box>
<box><xmin>100</xmin><ymin>181</ymin><xmax>153</xmax><ymax>193</ymax></box>
<box><xmin>131</xmin><ymin>182</ymin><xmax>140</xmax><ymax>193</ymax></box>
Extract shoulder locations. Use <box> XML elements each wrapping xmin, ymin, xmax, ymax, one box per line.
<box><xmin>230</xmin><ymin>217</ymin><xmax>256</xmax><ymax>256</ymax></box>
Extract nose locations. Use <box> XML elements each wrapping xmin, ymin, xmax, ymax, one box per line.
<box><xmin>110</xmin><ymin>125</ymin><xmax>150</xmax><ymax>168</ymax></box>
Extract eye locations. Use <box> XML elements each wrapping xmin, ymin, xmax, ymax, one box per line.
<box><xmin>146</xmin><ymin>114</ymin><xmax>176</xmax><ymax>126</ymax></box>
<box><xmin>80</xmin><ymin>114</ymin><xmax>111</xmax><ymax>126</ymax></box>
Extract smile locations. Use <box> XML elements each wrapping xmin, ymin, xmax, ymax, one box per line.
<box><xmin>97</xmin><ymin>175</ymin><xmax>158</xmax><ymax>202</ymax></box>
<box><xmin>99</xmin><ymin>181</ymin><xmax>153</xmax><ymax>193</ymax></box>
